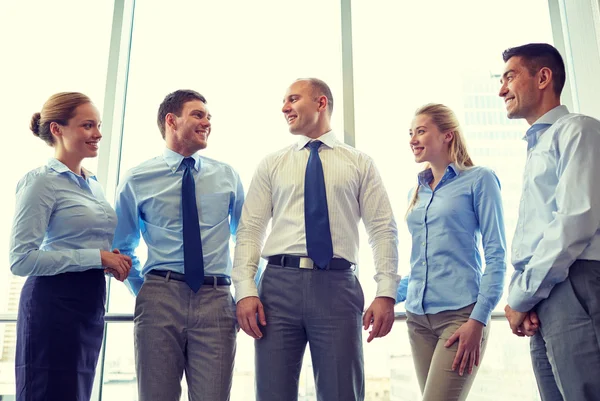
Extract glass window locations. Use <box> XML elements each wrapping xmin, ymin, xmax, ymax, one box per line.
<box><xmin>351</xmin><ymin>0</ymin><xmax>553</xmax><ymax>308</ymax></box>
<box><xmin>0</xmin><ymin>1</ymin><xmax>115</xmax><ymax>397</ymax></box>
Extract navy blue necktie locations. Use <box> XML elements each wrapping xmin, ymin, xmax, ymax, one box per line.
<box><xmin>304</xmin><ymin>141</ymin><xmax>333</xmax><ymax>269</ymax></box>
<box><xmin>181</xmin><ymin>157</ymin><xmax>204</xmax><ymax>292</ymax></box>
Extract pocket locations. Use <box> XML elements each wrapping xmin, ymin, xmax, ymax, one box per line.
<box><xmin>199</xmin><ymin>192</ymin><xmax>230</xmax><ymax>226</ymax></box>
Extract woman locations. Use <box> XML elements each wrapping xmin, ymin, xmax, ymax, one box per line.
<box><xmin>9</xmin><ymin>92</ymin><xmax>132</xmax><ymax>401</ymax></box>
<box><xmin>404</xmin><ymin>103</ymin><xmax>506</xmax><ymax>400</ymax></box>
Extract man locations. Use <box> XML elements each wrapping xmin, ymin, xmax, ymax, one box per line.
<box><xmin>500</xmin><ymin>43</ymin><xmax>600</xmax><ymax>400</ymax></box>
<box><xmin>112</xmin><ymin>90</ymin><xmax>244</xmax><ymax>401</ymax></box>
<box><xmin>232</xmin><ymin>78</ymin><xmax>399</xmax><ymax>401</ymax></box>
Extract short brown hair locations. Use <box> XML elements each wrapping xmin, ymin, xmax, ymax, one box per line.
<box><xmin>157</xmin><ymin>90</ymin><xmax>207</xmax><ymax>139</ymax></box>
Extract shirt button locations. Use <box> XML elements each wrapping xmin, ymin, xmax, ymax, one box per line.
<box><xmin>422</xmin><ymin>242</ymin><xmax>426</xmax><ymax>246</ymax></box>
<box><xmin>422</xmin><ymin>261</ymin><xmax>426</xmax><ymax>265</ymax></box>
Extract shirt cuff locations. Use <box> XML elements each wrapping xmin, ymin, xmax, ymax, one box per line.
<box><xmin>376</xmin><ymin>277</ymin><xmax>401</xmax><ymax>299</ymax></box>
<box><xmin>470</xmin><ymin>302</ymin><xmax>492</xmax><ymax>325</ymax></box>
<box><xmin>234</xmin><ymin>280</ymin><xmax>259</xmax><ymax>302</ymax></box>
<box><xmin>79</xmin><ymin>249</ymin><xmax>102</xmax><ymax>269</ymax></box>
<box><xmin>507</xmin><ymin>289</ymin><xmax>539</xmax><ymax>313</ymax></box>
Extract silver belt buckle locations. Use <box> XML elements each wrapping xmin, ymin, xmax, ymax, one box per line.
<box><xmin>298</xmin><ymin>257</ymin><xmax>315</xmax><ymax>269</ymax></box>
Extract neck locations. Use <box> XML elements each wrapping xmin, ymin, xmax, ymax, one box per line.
<box><xmin>166</xmin><ymin>140</ymin><xmax>198</xmax><ymax>158</ymax></box>
<box><xmin>54</xmin><ymin>151</ymin><xmax>83</xmax><ymax>176</ymax></box>
<box><xmin>303</xmin><ymin>121</ymin><xmax>332</xmax><ymax>139</ymax></box>
<box><xmin>429</xmin><ymin>159</ymin><xmax>452</xmax><ymax>184</ymax></box>
<box><xmin>526</xmin><ymin>98</ymin><xmax>561</xmax><ymax>125</ymax></box>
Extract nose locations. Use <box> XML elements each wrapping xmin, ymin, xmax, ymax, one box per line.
<box><xmin>201</xmin><ymin>118</ymin><xmax>211</xmax><ymax>129</ymax></box>
<box><xmin>282</xmin><ymin>101</ymin><xmax>291</xmax><ymax>114</ymax></box>
<box><xmin>94</xmin><ymin>127</ymin><xmax>102</xmax><ymax>140</ymax></box>
<box><xmin>499</xmin><ymin>83</ymin><xmax>508</xmax><ymax>98</ymax></box>
<box><xmin>409</xmin><ymin>133</ymin><xmax>417</xmax><ymax>146</ymax></box>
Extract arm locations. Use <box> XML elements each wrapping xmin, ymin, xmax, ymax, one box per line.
<box><xmin>112</xmin><ymin>172</ymin><xmax>144</xmax><ymax>295</ymax></box>
<box><xmin>232</xmin><ymin>158</ymin><xmax>272</xmax><ymax>339</ymax></box>
<box><xmin>359</xmin><ymin>158</ymin><xmax>400</xmax><ymax>298</ymax></box>
<box><xmin>359</xmin><ymin>158</ymin><xmax>400</xmax><ymax>342</ymax></box>
<box><xmin>229</xmin><ymin>173</ymin><xmax>245</xmax><ymax>242</ymax></box>
<box><xmin>231</xmin><ymin>158</ymin><xmax>272</xmax><ymax>301</ymax></box>
<box><xmin>9</xmin><ymin>174</ymin><xmax>102</xmax><ymax>276</ymax></box>
<box><xmin>470</xmin><ymin>169</ymin><xmax>507</xmax><ymax>325</ymax></box>
<box><xmin>508</xmin><ymin>120</ymin><xmax>600</xmax><ymax>312</ymax></box>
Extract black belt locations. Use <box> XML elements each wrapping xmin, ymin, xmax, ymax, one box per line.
<box><xmin>268</xmin><ymin>255</ymin><xmax>353</xmax><ymax>270</ymax></box>
<box><xmin>148</xmin><ymin>270</ymin><xmax>231</xmax><ymax>286</ymax></box>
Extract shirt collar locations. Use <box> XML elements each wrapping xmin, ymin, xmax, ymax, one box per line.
<box><xmin>47</xmin><ymin>158</ymin><xmax>97</xmax><ymax>181</ymax></box>
<box><xmin>417</xmin><ymin>163</ymin><xmax>459</xmax><ymax>186</ymax></box>
<box><xmin>295</xmin><ymin>130</ymin><xmax>338</xmax><ymax>150</ymax></box>
<box><xmin>523</xmin><ymin>105</ymin><xmax>569</xmax><ymax>149</ymax></box>
<box><xmin>163</xmin><ymin>147</ymin><xmax>201</xmax><ymax>173</ymax></box>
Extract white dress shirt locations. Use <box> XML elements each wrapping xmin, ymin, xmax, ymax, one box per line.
<box><xmin>232</xmin><ymin>131</ymin><xmax>399</xmax><ymax>301</ymax></box>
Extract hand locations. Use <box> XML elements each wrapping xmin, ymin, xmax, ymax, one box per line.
<box><xmin>236</xmin><ymin>296</ymin><xmax>266</xmax><ymax>339</ymax></box>
<box><xmin>519</xmin><ymin>311</ymin><xmax>540</xmax><ymax>337</ymax></box>
<box><xmin>444</xmin><ymin>318</ymin><xmax>484</xmax><ymax>376</ymax></box>
<box><xmin>363</xmin><ymin>296</ymin><xmax>395</xmax><ymax>343</ymax></box>
<box><xmin>101</xmin><ymin>249</ymin><xmax>132</xmax><ymax>282</ymax></box>
<box><xmin>504</xmin><ymin>304</ymin><xmax>528</xmax><ymax>336</ymax></box>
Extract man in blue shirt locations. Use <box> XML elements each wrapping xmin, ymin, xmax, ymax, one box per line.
<box><xmin>500</xmin><ymin>43</ymin><xmax>600</xmax><ymax>400</ymax></box>
<box><xmin>113</xmin><ymin>90</ymin><xmax>244</xmax><ymax>401</ymax></box>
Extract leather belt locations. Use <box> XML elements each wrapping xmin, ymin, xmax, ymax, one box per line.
<box><xmin>267</xmin><ymin>255</ymin><xmax>353</xmax><ymax>270</ymax></box>
<box><xmin>148</xmin><ymin>270</ymin><xmax>231</xmax><ymax>286</ymax></box>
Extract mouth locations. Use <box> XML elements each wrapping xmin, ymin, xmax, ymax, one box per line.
<box><xmin>412</xmin><ymin>147</ymin><xmax>424</xmax><ymax>156</ymax></box>
<box><xmin>86</xmin><ymin>141</ymin><xmax>99</xmax><ymax>150</ymax></box>
<box><xmin>286</xmin><ymin>115</ymin><xmax>297</xmax><ymax>124</ymax></box>
<box><xmin>195</xmin><ymin>130</ymin><xmax>208</xmax><ymax>139</ymax></box>
<box><xmin>504</xmin><ymin>97</ymin><xmax>515</xmax><ymax>107</ymax></box>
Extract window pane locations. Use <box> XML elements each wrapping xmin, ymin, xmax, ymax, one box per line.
<box><xmin>0</xmin><ymin>5</ymin><xmax>114</xmax><ymax>397</ymax></box>
<box><xmin>100</xmin><ymin>319</ymin><xmax>539</xmax><ymax>400</ymax></box>
<box><xmin>107</xmin><ymin>0</ymin><xmax>343</xmax><ymax>312</ymax></box>
<box><xmin>351</xmin><ymin>0</ymin><xmax>554</xmax><ymax>309</ymax></box>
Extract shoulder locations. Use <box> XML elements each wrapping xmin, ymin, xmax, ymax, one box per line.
<box><xmin>16</xmin><ymin>165</ymin><xmax>56</xmax><ymax>194</ymax></box>
<box><xmin>554</xmin><ymin>113</ymin><xmax>600</xmax><ymax>136</ymax></box>
<box><xmin>200</xmin><ymin>156</ymin><xmax>241</xmax><ymax>179</ymax></box>
<box><xmin>122</xmin><ymin>156</ymin><xmax>164</xmax><ymax>182</ymax></box>
<box><xmin>465</xmin><ymin>166</ymin><xmax>501</xmax><ymax>190</ymax></box>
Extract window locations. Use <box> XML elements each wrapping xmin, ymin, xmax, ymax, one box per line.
<box><xmin>0</xmin><ymin>1</ymin><xmax>115</xmax><ymax>397</ymax></box>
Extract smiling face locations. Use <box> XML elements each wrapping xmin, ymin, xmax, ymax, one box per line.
<box><xmin>51</xmin><ymin>102</ymin><xmax>102</xmax><ymax>160</ymax></box>
<box><xmin>282</xmin><ymin>80</ymin><xmax>328</xmax><ymax>138</ymax></box>
<box><xmin>409</xmin><ymin>114</ymin><xmax>452</xmax><ymax>165</ymax></box>
<box><xmin>499</xmin><ymin>56</ymin><xmax>542</xmax><ymax>124</ymax></box>
<box><xmin>165</xmin><ymin>99</ymin><xmax>211</xmax><ymax>156</ymax></box>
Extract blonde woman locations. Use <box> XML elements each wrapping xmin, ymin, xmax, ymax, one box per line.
<box><xmin>9</xmin><ymin>92</ymin><xmax>132</xmax><ymax>401</ymax></box>
<box><xmin>404</xmin><ymin>104</ymin><xmax>506</xmax><ymax>400</ymax></box>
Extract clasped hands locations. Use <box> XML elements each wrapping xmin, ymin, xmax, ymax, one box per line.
<box><xmin>100</xmin><ymin>249</ymin><xmax>132</xmax><ymax>282</ymax></box>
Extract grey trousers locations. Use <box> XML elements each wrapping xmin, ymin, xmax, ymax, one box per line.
<box><xmin>134</xmin><ymin>273</ymin><xmax>237</xmax><ymax>401</ymax></box>
<box><xmin>530</xmin><ymin>259</ymin><xmax>600</xmax><ymax>401</ymax></box>
<box><xmin>406</xmin><ymin>304</ymin><xmax>490</xmax><ymax>401</ymax></box>
<box><xmin>255</xmin><ymin>264</ymin><xmax>365</xmax><ymax>401</ymax></box>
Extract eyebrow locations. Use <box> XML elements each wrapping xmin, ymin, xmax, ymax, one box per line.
<box><xmin>283</xmin><ymin>93</ymin><xmax>300</xmax><ymax>103</ymax></box>
<box><xmin>501</xmin><ymin>69</ymin><xmax>516</xmax><ymax>82</ymax></box>
<box><xmin>410</xmin><ymin>125</ymin><xmax>426</xmax><ymax>131</ymax></box>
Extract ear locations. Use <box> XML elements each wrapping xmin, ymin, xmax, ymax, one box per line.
<box><xmin>538</xmin><ymin>67</ymin><xmax>553</xmax><ymax>91</ymax></box>
<box><xmin>165</xmin><ymin>113</ymin><xmax>177</xmax><ymax>131</ymax></box>
<box><xmin>444</xmin><ymin>130</ymin><xmax>454</xmax><ymax>143</ymax></box>
<box><xmin>317</xmin><ymin>95</ymin><xmax>328</xmax><ymax>113</ymax></box>
<box><xmin>49</xmin><ymin>121</ymin><xmax>62</xmax><ymax>138</ymax></box>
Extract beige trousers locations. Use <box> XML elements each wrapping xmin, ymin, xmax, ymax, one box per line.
<box><xmin>406</xmin><ymin>304</ymin><xmax>490</xmax><ymax>401</ymax></box>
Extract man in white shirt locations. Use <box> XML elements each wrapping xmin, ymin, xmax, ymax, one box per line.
<box><xmin>232</xmin><ymin>78</ymin><xmax>400</xmax><ymax>401</ymax></box>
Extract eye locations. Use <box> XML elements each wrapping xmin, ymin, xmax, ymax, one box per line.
<box><xmin>83</xmin><ymin>123</ymin><xmax>93</xmax><ymax>129</ymax></box>
<box><xmin>417</xmin><ymin>129</ymin><xmax>425</xmax><ymax>134</ymax></box>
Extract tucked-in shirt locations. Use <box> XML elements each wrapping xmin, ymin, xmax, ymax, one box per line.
<box><xmin>509</xmin><ymin>105</ymin><xmax>600</xmax><ymax>312</ymax></box>
<box><xmin>113</xmin><ymin>148</ymin><xmax>244</xmax><ymax>295</ymax></box>
<box><xmin>406</xmin><ymin>164</ymin><xmax>507</xmax><ymax>325</ymax></box>
<box><xmin>10</xmin><ymin>158</ymin><xmax>115</xmax><ymax>276</ymax></box>
<box><xmin>232</xmin><ymin>131</ymin><xmax>400</xmax><ymax>301</ymax></box>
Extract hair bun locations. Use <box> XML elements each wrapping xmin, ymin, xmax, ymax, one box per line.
<box><xmin>30</xmin><ymin>112</ymin><xmax>41</xmax><ymax>136</ymax></box>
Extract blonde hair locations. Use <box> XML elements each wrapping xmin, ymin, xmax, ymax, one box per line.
<box><xmin>406</xmin><ymin>103</ymin><xmax>474</xmax><ymax>215</ymax></box>
<box><xmin>30</xmin><ymin>92</ymin><xmax>91</xmax><ymax>146</ymax></box>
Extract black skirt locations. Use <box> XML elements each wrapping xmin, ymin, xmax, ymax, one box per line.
<box><xmin>15</xmin><ymin>269</ymin><xmax>106</xmax><ymax>401</ymax></box>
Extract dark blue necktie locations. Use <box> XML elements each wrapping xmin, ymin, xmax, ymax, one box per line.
<box><xmin>181</xmin><ymin>157</ymin><xmax>204</xmax><ymax>292</ymax></box>
<box><xmin>304</xmin><ymin>141</ymin><xmax>333</xmax><ymax>269</ymax></box>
